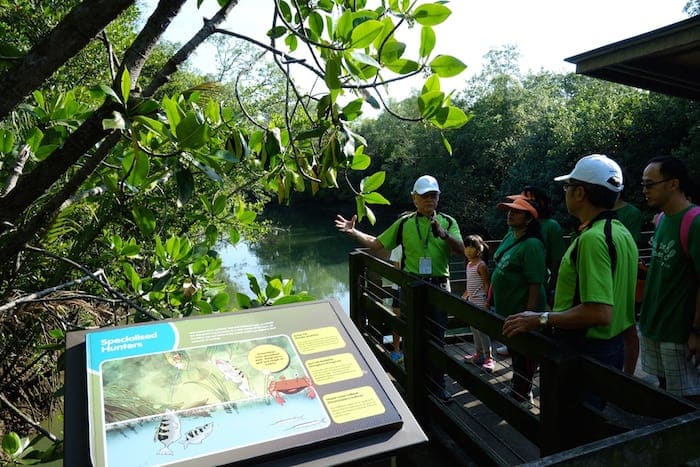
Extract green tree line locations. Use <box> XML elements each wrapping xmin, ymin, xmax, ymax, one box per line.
<box><xmin>351</xmin><ymin>45</ymin><xmax>700</xmax><ymax>239</ymax></box>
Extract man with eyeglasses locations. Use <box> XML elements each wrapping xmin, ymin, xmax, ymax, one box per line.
<box><xmin>639</xmin><ymin>156</ymin><xmax>700</xmax><ymax>402</ymax></box>
<box><xmin>335</xmin><ymin>175</ymin><xmax>464</xmax><ymax>401</ymax></box>
<box><xmin>502</xmin><ymin>154</ymin><xmax>638</xmax><ymax>407</ymax></box>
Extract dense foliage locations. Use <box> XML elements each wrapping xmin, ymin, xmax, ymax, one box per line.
<box><xmin>0</xmin><ymin>0</ymin><xmax>468</xmax><ymax>463</ymax></box>
<box><xmin>357</xmin><ymin>48</ymin><xmax>700</xmax><ymax>238</ymax></box>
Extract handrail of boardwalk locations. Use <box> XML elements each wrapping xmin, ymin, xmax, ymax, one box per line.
<box><xmin>348</xmin><ymin>247</ymin><xmax>700</xmax><ymax>464</ymax></box>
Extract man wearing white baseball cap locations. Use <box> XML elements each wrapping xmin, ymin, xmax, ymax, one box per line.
<box><xmin>502</xmin><ymin>154</ymin><xmax>638</xmax><ymax>407</ymax></box>
<box><xmin>335</xmin><ymin>175</ymin><xmax>464</xmax><ymax>401</ymax></box>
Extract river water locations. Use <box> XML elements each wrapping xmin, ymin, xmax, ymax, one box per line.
<box><xmin>218</xmin><ymin>206</ymin><xmax>392</xmax><ymax>312</ymax></box>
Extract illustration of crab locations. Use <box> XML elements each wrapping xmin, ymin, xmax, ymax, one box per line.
<box><xmin>268</xmin><ymin>374</ymin><xmax>316</xmax><ymax>405</ymax></box>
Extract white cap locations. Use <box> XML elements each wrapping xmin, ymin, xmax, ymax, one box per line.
<box><xmin>412</xmin><ymin>175</ymin><xmax>440</xmax><ymax>195</ymax></box>
<box><xmin>554</xmin><ymin>154</ymin><xmax>624</xmax><ymax>192</ymax></box>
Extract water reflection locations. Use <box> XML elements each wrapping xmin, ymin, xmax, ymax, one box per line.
<box><xmin>219</xmin><ymin>208</ymin><xmax>373</xmax><ymax>312</ymax></box>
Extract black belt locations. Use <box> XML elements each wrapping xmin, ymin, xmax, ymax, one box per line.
<box><xmin>423</xmin><ymin>276</ymin><xmax>448</xmax><ymax>285</ymax></box>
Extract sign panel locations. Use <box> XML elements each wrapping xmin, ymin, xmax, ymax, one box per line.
<box><xmin>80</xmin><ymin>300</ymin><xmax>406</xmax><ymax>466</ymax></box>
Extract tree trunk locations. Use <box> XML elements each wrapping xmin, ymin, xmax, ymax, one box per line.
<box><xmin>0</xmin><ymin>0</ymin><xmax>135</xmax><ymax>119</ymax></box>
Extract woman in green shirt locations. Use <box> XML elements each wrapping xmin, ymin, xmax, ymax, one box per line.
<box><xmin>491</xmin><ymin>197</ymin><xmax>547</xmax><ymax>405</ymax></box>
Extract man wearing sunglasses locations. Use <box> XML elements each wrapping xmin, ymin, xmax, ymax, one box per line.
<box><xmin>335</xmin><ymin>175</ymin><xmax>464</xmax><ymax>401</ymax></box>
<box><xmin>639</xmin><ymin>156</ymin><xmax>700</xmax><ymax>402</ymax></box>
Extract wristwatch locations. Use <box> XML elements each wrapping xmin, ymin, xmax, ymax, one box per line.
<box><xmin>538</xmin><ymin>312</ymin><xmax>550</xmax><ymax>329</ymax></box>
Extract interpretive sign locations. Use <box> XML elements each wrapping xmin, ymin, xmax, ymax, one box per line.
<box><xmin>65</xmin><ymin>299</ymin><xmax>425</xmax><ymax>466</ymax></box>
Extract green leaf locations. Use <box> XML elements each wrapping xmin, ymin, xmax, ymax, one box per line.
<box><xmin>336</xmin><ymin>10</ymin><xmax>354</xmax><ymax>42</ymax></box>
<box><xmin>267</xmin><ymin>26</ymin><xmax>287</xmax><ymax>39</ymax></box>
<box><xmin>94</xmin><ymin>84</ymin><xmax>121</xmax><ymax>103</ymax></box>
<box><xmin>0</xmin><ymin>42</ymin><xmax>23</xmax><ymax>60</ymax></box>
<box><xmin>236</xmin><ymin>293</ymin><xmax>252</xmax><ymax>308</ymax></box>
<box><xmin>266</xmin><ymin>279</ymin><xmax>282</xmax><ymax>299</ymax></box>
<box><xmin>442</xmin><ymin>133</ymin><xmax>453</xmax><ymax>155</ymax></box>
<box><xmin>429</xmin><ymin>54</ymin><xmax>467</xmax><ymax>78</ymax></box>
<box><xmin>341</xmin><ymin>98</ymin><xmax>364</xmax><ymax>121</ymax></box>
<box><xmin>430</xmin><ymin>105</ymin><xmax>469</xmax><ymax>130</ymax></box>
<box><xmin>213</xmin><ymin>194</ymin><xmax>227</xmax><ymax>215</ymax></box>
<box><xmin>355</xmin><ymin>195</ymin><xmax>367</xmax><ymax>223</ymax></box>
<box><xmin>272</xmin><ymin>294</ymin><xmax>316</xmax><ymax>305</ymax></box>
<box><xmin>2</xmin><ymin>432</ymin><xmax>21</xmax><ymax>456</ymax></box>
<box><xmin>325</xmin><ymin>56</ymin><xmax>342</xmax><ymax>92</ymax></box>
<box><xmin>247</xmin><ymin>273</ymin><xmax>262</xmax><ymax>297</ymax></box>
<box><xmin>176</xmin><ymin>113</ymin><xmax>208</xmax><ymax>149</ymax></box>
<box><xmin>134</xmin><ymin>116</ymin><xmax>167</xmax><ymax>135</ymax></box>
<box><xmin>285</xmin><ymin>34</ymin><xmax>298</xmax><ymax>52</ymax></box>
<box><xmin>25</xmin><ymin>127</ymin><xmax>43</xmax><ymax>153</ymax></box>
<box><xmin>189</xmin><ymin>157</ymin><xmax>223</xmax><ymax>184</ymax></box>
<box><xmin>0</xmin><ymin>129</ymin><xmax>14</xmax><ymax>153</ymax></box>
<box><xmin>417</xmin><ymin>90</ymin><xmax>445</xmax><ymax>119</ymax></box>
<box><xmin>212</xmin><ymin>292</ymin><xmax>229</xmax><ymax>310</ymax></box>
<box><xmin>422</xmin><ymin>74</ymin><xmax>441</xmax><ymax>94</ymax></box>
<box><xmin>120</xmin><ymin>68</ymin><xmax>131</xmax><ymax>104</ymax></box>
<box><xmin>229</xmin><ymin>228</ymin><xmax>241</xmax><ymax>245</ymax></box>
<box><xmin>174</xmin><ymin>165</ymin><xmax>194</xmax><ymax>208</ymax></box>
<box><xmin>308</xmin><ymin>11</ymin><xmax>324</xmax><ymax>37</ymax></box>
<box><xmin>384</xmin><ymin>59</ymin><xmax>420</xmax><ymax>74</ymax></box>
<box><xmin>363</xmin><ymin>192</ymin><xmax>391</xmax><ymax>205</ymax></box>
<box><xmin>350</xmin><ymin>20</ymin><xmax>383</xmax><ymax>48</ymax></box>
<box><xmin>197</xmin><ymin>300</ymin><xmax>213</xmax><ymax>314</ymax></box>
<box><xmin>131</xmin><ymin>206</ymin><xmax>156</xmax><ymax>235</ymax></box>
<box><xmin>162</xmin><ymin>96</ymin><xmax>182</xmax><ymax>130</ymax></box>
<box><xmin>122</xmin><ymin>262</ymin><xmax>142</xmax><ymax>292</ymax></box>
<box><xmin>378</xmin><ymin>40</ymin><xmax>405</xmax><ymax>64</ymax></box>
<box><xmin>126</xmin><ymin>150</ymin><xmax>149</xmax><ymax>187</ymax></box>
<box><xmin>419</xmin><ymin>26</ymin><xmax>436</xmax><ymax>58</ymax></box>
<box><xmin>205</xmin><ymin>224</ymin><xmax>218</xmax><ymax>245</ymax></box>
<box><xmin>413</xmin><ymin>3</ymin><xmax>451</xmax><ymax>26</ymax></box>
<box><xmin>349</xmin><ymin>51</ymin><xmax>381</xmax><ymax>69</ymax></box>
<box><xmin>351</xmin><ymin>150</ymin><xmax>371</xmax><ymax>170</ymax></box>
<box><xmin>238</xmin><ymin>210</ymin><xmax>257</xmax><ymax>224</ymax></box>
<box><xmin>360</xmin><ymin>171</ymin><xmax>385</xmax><ymax>193</ymax></box>
<box><xmin>365</xmin><ymin>204</ymin><xmax>376</xmax><ymax>225</ymax></box>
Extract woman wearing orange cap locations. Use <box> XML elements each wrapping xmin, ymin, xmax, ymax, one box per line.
<box><xmin>491</xmin><ymin>197</ymin><xmax>547</xmax><ymax>406</ymax></box>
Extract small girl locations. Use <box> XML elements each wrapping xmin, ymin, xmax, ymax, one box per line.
<box><xmin>461</xmin><ymin>234</ymin><xmax>495</xmax><ymax>372</ymax></box>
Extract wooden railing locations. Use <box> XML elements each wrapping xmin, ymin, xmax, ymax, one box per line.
<box><xmin>348</xmin><ymin>248</ymin><xmax>700</xmax><ymax>465</ymax></box>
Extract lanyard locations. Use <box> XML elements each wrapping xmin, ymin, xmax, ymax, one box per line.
<box><xmin>414</xmin><ymin>215</ymin><xmax>432</xmax><ymax>253</ymax></box>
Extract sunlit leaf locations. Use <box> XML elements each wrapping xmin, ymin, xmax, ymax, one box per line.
<box><xmin>429</xmin><ymin>54</ymin><xmax>467</xmax><ymax>78</ymax></box>
<box><xmin>384</xmin><ymin>58</ymin><xmax>420</xmax><ymax>74</ymax></box>
<box><xmin>413</xmin><ymin>3</ymin><xmax>451</xmax><ymax>26</ymax></box>
<box><xmin>417</xmin><ymin>90</ymin><xmax>444</xmax><ymax>119</ymax></box>
<box><xmin>419</xmin><ymin>26</ymin><xmax>436</xmax><ymax>58</ymax></box>
<box><xmin>378</xmin><ymin>40</ymin><xmax>405</xmax><ymax>64</ymax></box>
<box><xmin>442</xmin><ymin>133</ymin><xmax>453</xmax><ymax>155</ymax></box>
<box><xmin>308</xmin><ymin>11</ymin><xmax>324</xmax><ymax>37</ymax></box>
<box><xmin>363</xmin><ymin>192</ymin><xmax>391</xmax><ymax>205</ymax></box>
<box><xmin>351</xmin><ymin>150</ymin><xmax>371</xmax><ymax>170</ymax></box>
<box><xmin>212</xmin><ymin>292</ymin><xmax>229</xmax><ymax>310</ymax></box>
<box><xmin>120</xmin><ymin>68</ymin><xmax>131</xmax><ymax>104</ymax></box>
<box><xmin>360</xmin><ymin>171</ymin><xmax>385</xmax><ymax>193</ymax></box>
<box><xmin>350</xmin><ymin>20</ymin><xmax>383</xmax><ymax>48</ymax></box>
<box><xmin>430</xmin><ymin>105</ymin><xmax>470</xmax><ymax>129</ymax></box>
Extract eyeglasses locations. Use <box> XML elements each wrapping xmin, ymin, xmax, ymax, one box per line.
<box><xmin>641</xmin><ymin>179</ymin><xmax>670</xmax><ymax>189</ymax></box>
<box><xmin>417</xmin><ymin>192</ymin><xmax>439</xmax><ymax>199</ymax></box>
<box><xmin>562</xmin><ymin>182</ymin><xmax>582</xmax><ymax>192</ymax></box>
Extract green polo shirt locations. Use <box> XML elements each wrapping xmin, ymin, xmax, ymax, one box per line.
<box><xmin>553</xmin><ymin>217</ymin><xmax>638</xmax><ymax>339</ymax></box>
<box><xmin>491</xmin><ymin>231</ymin><xmax>547</xmax><ymax>317</ymax></box>
<box><xmin>377</xmin><ymin>212</ymin><xmax>462</xmax><ymax>277</ymax></box>
<box><xmin>640</xmin><ymin>205</ymin><xmax>700</xmax><ymax>343</ymax></box>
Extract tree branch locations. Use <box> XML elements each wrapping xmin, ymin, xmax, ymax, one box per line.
<box><xmin>0</xmin><ymin>392</ymin><xmax>59</xmax><ymax>442</ymax></box>
<box><xmin>0</xmin><ymin>0</ymin><xmax>135</xmax><ymax>119</ymax></box>
<box><xmin>0</xmin><ymin>145</ymin><xmax>31</xmax><ymax>197</ymax></box>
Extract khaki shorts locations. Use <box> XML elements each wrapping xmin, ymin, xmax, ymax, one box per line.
<box><xmin>641</xmin><ymin>334</ymin><xmax>700</xmax><ymax>396</ymax></box>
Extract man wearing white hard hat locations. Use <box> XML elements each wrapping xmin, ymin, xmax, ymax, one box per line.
<box><xmin>335</xmin><ymin>175</ymin><xmax>464</xmax><ymax>401</ymax></box>
<box><xmin>502</xmin><ymin>154</ymin><xmax>638</xmax><ymax>407</ymax></box>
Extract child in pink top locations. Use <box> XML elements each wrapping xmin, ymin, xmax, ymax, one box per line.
<box><xmin>461</xmin><ymin>235</ymin><xmax>495</xmax><ymax>372</ymax></box>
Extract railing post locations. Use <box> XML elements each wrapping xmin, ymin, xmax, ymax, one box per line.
<box><xmin>402</xmin><ymin>280</ymin><xmax>429</xmax><ymax>422</ymax></box>
<box><xmin>348</xmin><ymin>251</ymin><xmax>365</xmax><ymax>329</ymax></box>
<box><xmin>538</xmin><ymin>352</ymin><xmax>583</xmax><ymax>455</ymax></box>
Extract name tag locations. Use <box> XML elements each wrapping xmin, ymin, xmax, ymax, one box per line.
<box><xmin>419</xmin><ymin>257</ymin><xmax>432</xmax><ymax>275</ymax></box>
